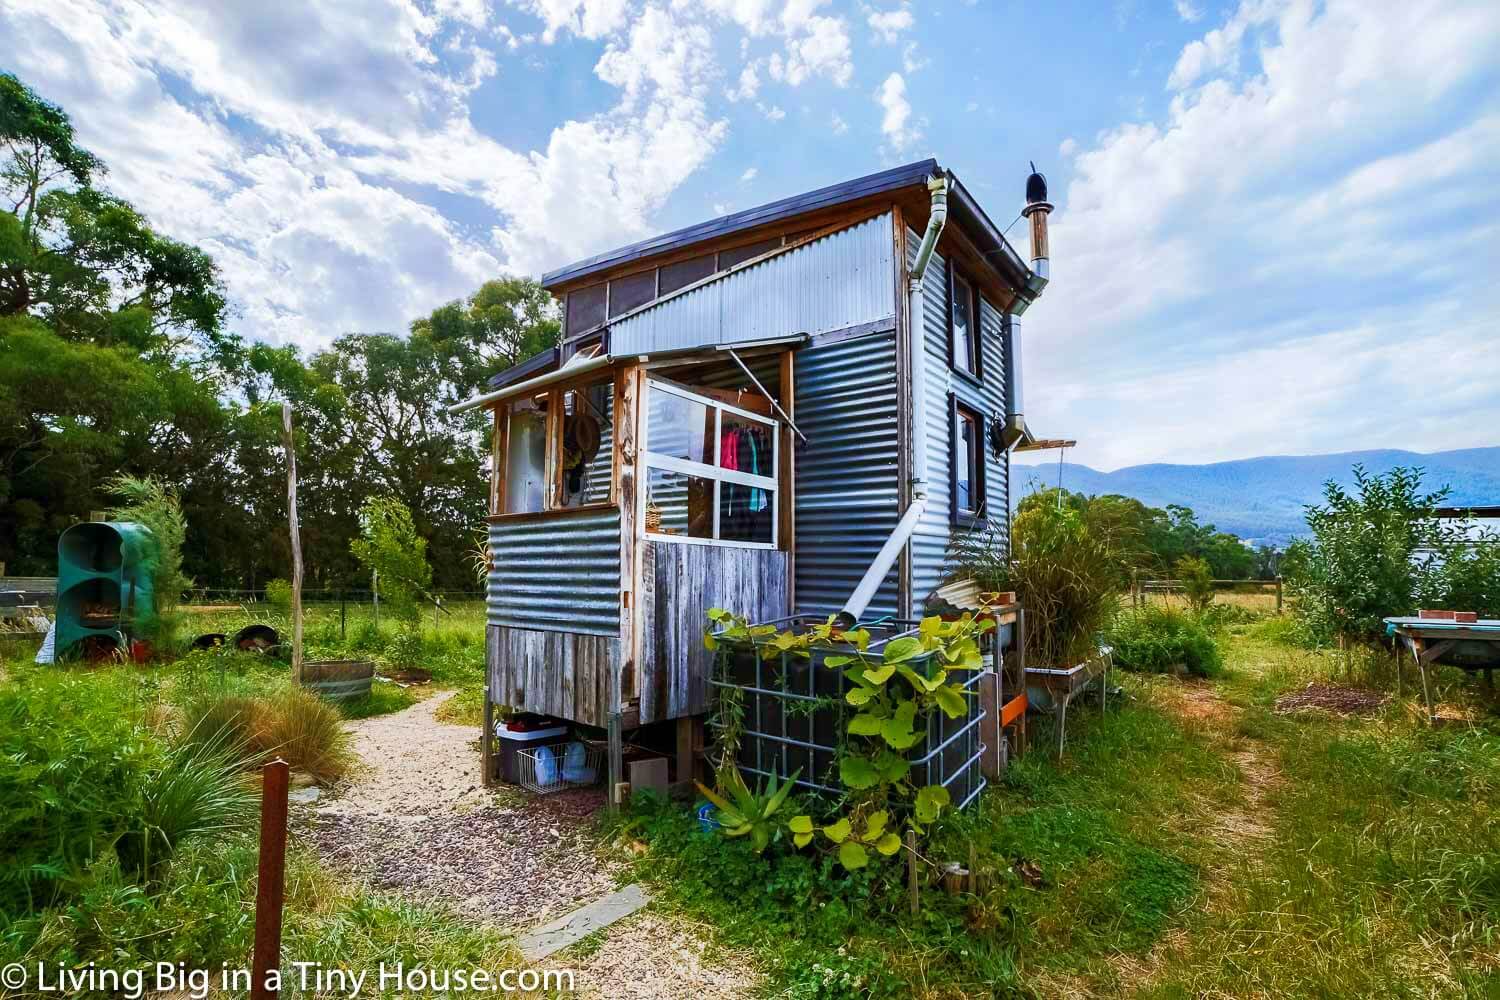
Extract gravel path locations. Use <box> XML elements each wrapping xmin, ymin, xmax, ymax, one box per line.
<box><xmin>302</xmin><ymin>694</ymin><xmax>762</xmax><ymax>996</ymax></box>
<box><xmin>303</xmin><ymin>693</ymin><xmax>621</xmax><ymax>926</ymax></box>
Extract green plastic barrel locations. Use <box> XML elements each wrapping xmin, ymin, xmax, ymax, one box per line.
<box><xmin>55</xmin><ymin>521</ymin><xmax>155</xmax><ymax>660</ymax></box>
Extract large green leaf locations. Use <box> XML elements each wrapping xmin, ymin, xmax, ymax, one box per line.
<box><xmin>845</xmin><ymin>686</ymin><xmax>875</xmax><ymax>706</ymax></box>
<box><xmin>862</xmin><ymin>810</ymin><xmax>888</xmax><ymax>842</ymax></box>
<box><xmin>821</xmin><ymin>817</ymin><xmax>851</xmax><ymax>843</ymax></box>
<box><xmin>932</xmin><ymin>683</ymin><xmax>968</xmax><ymax>719</ymax></box>
<box><xmin>897</xmin><ymin>665</ymin><xmax>945</xmax><ymax>693</ymax></box>
<box><xmin>881</xmin><ymin>636</ymin><xmax>926</xmax><ymax>664</ymax></box>
<box><xmin>848</xmin><ymin>713</ymin><xmax>884</xmax><ymax>736</ymax></box>
<box><xmin>763</xmin><ymin>767</ymin><xmax>801</xmax><ymax>817</ymax></box>
<box><xmin>874</xmin><ymin>831</ymin><xmax>903</xmax><ymax>856</ymax></box>
<box><xmin>874</xmin><ymin>750</ymin><xmax>910</xmax><ymax>783</ymax></box>
<box><xmin>914</xmin><ymin>784</ymin><xmax>951</xmax><ymax>824</ymax></box>
<box><xmin>880</xmin><ymin>699</ymin><xmax>921</xmax><ymax>750</ymax></box>
<box><xmin>823</xmin><ymin>654</ymin><xmax>854</xmax><ymax>668</ymax></box>
<box><xmin>839</xmin><ymin>756</ymin><xmax>880</xmax><ymax>790</ymax></box>
<box><xmin>838</xmin><ymin>841</ymin><xmax>869</xmax><ymax>870</ymax></box>
<box><xmin>787</xmin><ymin>815</ymin><xmax>813</xmax><ymax>834</ymax></box>
<box><xmin>862</xmin><ymin>662</ymin><xmax>897</xmax><ymax>685</ymax></box>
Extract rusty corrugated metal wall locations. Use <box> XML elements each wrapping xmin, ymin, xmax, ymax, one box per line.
<box><xmin>794</xmin><ymin>322</ymin><xmax>901</xmax><ymax>618</ymax></box>
<box><xmin>487</xmin><ymin>508</ymin><xmax>622</xmax><ymax>636</ymax></box>
<box><xmin>609</xmin><ymin>213</ymin><xmax>897</xmax><ymax>356</ymax></box>
<box><xmin>907</xmin><ymin>230</ymin><xmax>1010</xmax><ymax>609</ymax></box>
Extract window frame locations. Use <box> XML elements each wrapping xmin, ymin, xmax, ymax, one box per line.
<box><xmin>640</xmin><ymin>377</ymin><xmax>779</xmax><ymax>550</ymax></box>
<box><xmin>491</xmin><ymin>370</ymin><xmax>619</xmax><ymax>519</ymax></box>
<box><xmin>947</xmin><ymin>266</ymin><xmax>984</xmax><ymax>382</ymax></box>
<box><xmin>949</xmin><ymin>393</ymin><xmax>987</xmax><ymax>529</ymax></box>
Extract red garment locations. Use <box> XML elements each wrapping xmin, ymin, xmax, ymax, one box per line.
<box><xmin>720</xmin><ymin>430</ymin><xmax>739</xmax><ymax>471</ymax></box>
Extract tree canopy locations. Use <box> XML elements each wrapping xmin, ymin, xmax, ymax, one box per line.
<box><xmin>0</xmin><ymin>72</ymin><xmax>558</xmax><ymax>591</ymax></box>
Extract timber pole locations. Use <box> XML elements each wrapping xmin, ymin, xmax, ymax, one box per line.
<box><xmin>281</xmin><ymin>403</ymin><xmax>303</xmax><ymax>685</ymax></box>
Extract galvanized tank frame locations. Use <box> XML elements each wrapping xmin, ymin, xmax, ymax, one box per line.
<box><xmin>708</xmin><ymin>615</ymin><xmax>990</xmax><ymax>810</ymax></box>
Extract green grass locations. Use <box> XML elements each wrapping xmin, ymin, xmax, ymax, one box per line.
<box><xmin>617</xmin><ymin>625</ymin><xmax>1499</xmax><ymax>998</ymax></box>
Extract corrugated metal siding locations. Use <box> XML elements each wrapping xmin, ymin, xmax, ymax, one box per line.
<box><xmin>908</xmin><ymin>231</ymin><xmax>1010</xmax><ymax>608</ymax></box>
<box><xmin>611</xmin><ymin>214</ymin><xmax>896</xmax><ymax>356</ymax></box>
<box><xmin>488</xmin><ymin>508</ymin><xmax>621</xmax><ymax>636</ymax></box>
<box><xmin>795</xmin><ymin>326</ymin><xmax>901</xmax><ymax>618</ymax></box>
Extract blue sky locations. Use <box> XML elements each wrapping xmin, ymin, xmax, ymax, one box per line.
<box><xmin>3</xmin><ymin>0</ymin><xmax>1497</xmax><ymax>469</ymax></box>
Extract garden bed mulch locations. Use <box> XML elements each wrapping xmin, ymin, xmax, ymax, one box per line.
<box><xmin>1274</xmin><ymin>683</ymin><xmax>1389</xmax><ymax>716</ymax></box>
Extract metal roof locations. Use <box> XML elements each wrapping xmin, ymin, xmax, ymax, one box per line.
<box><xmin>541</xmin><ymin>159</ymin><xmax>941</xmax><ymax>289</ymax></box>
<box><xmin>485</xmin><ymin>345</ymin><xmax>559</xmax><ymax>389</ymax></box>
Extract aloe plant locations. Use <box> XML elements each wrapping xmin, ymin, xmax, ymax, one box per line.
<box><xmin>695</xmin><ymin>764</ymin><xmax>801</xmax><ymax>853</ymax></box>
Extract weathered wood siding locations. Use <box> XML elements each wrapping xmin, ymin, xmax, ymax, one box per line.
<box><xmin>488</xmin><ymin>625</ymin><xmax>619</xmax><ymax>729</ymax></box>
<box><xmin>639</xmin><ymin>541</ymin><xmax>789</xmax><ymax>724</ymax></box>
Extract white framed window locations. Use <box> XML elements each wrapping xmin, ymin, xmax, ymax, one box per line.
<box><xmin>641</xmin><ymin>378</ymin><xmax>778</xmax><ymax>549</ymax></box>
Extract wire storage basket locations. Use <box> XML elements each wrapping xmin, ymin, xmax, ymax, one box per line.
<box><xmin>517</xmin><ymin>740</ymin><xmax>603</xmax><ymax>794</ymax></box>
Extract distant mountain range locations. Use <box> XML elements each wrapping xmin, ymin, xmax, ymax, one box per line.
<box><xmin>1013</xmin><ymin>447</ymin><xmax>1500</xmax><ymax>546</ymax></box>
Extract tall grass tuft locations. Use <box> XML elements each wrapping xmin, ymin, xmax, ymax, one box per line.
<box><xmin>258</xmin><ymin>687</ymin><xmax>353</xmax><ymax>784</ymax></box>
<box><xmin>116</xmin><ymin>732</ymin><xmax>256</xmax><ymax>884</ymax></box>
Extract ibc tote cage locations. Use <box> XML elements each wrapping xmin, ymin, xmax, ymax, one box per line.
<box><xmin>708</xmin><ymin>614</ymin><xmax>999</xmax><ymax>811</ymax></box>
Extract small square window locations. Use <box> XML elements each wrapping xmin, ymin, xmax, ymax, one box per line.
<box><xmin>949</xmin><ymin>270</ymin><xmax>982</xmax><ymax>379</ymax></box>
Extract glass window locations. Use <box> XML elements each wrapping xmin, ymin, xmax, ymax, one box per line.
<box><xmin>503</xmin><ymin>398</ymin><xmax>547</xmax><ymax>514</ymax></box>
<box><xmin>646</xmin><ymin>467</ymin><xmax>715</xmax><ymax>539</ymax></box>
<box><xmin>718</xmin><ymin>236</ymin><xmax>781</xmax><ymax>269</ymax></box>
<box><xmin>951</xmin><ymin>273</ymin><xmax>979</xmax><ymax>376</ymax></box>
<box><xmin>566</xmin><ymin>284</ymin><xmax>606</xmax><ymax>337</ymax></box>
<box><xmin>559</xmin><ymin>380</ymin><xmax>614</xmax><ymax>508</ymax></box>
<box><xmin>608</xmin><ymin>270</ymin><xmax>655</xmax><ymax>317</ymax></box>
<box><xmin>643</xmin><ymin>379</ymin><xmax>778</xmax><ymax>549</ymax></box>
<box><xmin>646</xmin><ymin>387</ymin><xmax>713</xmax><ymax>464</ymax></box>
<box><xmin>658</xmin><ymin>254</ymin><xmax>715</xmax><ymax>294</ymax></box>
<box><xmin>955</xmin><ymin>404</ymin><xmax>982</xmax><ymax>517</ymax></box>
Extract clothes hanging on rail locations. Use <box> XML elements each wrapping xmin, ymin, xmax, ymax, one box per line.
<box><xmin>718</xmin><ymin>423</ymin><xmax>773</xmax><ymax>541</ymax></box>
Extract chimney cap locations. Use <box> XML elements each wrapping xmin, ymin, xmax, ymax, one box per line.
<box><xmin>1025</xmin><ymin>161</ymin><xmax>1048</xmax><ymax>206</ymax></box>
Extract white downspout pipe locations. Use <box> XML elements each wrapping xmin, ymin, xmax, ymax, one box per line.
<box><xmin>836</xmin><ymin>174</ymin><xmax>948</xmax><ymax>628</ymax></box>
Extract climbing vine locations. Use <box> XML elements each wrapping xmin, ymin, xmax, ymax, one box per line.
<box><xmin>701</xmin><ymin>602</ymin><xmax>998</xmax><ymax>870</ymax></box>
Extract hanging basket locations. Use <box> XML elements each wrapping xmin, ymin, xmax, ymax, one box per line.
<box><xmin>645</xmin><ymin>501</ymin><xmax>662</xmax><ymax>532</ymax></box>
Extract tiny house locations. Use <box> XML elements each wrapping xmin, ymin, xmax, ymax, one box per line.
<box><xmin>453</xmin><ymin>158</ymin><xmax>1053</xmax><ymax>788</ymax></box>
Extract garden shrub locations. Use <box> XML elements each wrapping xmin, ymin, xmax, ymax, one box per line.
<box><xmin>1108</xmin><ymin>605</ymin><xmax>1223</xmax><ymax>677</ymax></box>
<box><xmin>0</xmin><ymin>675</ymin><xmax>254</xmax><ymax>916</ymax></box>
<box><xmin>264</xmin><ymin>577</ymin><xmax>293</xmax><ymax>611</ymax></box>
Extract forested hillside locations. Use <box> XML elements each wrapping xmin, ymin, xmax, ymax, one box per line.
<box><xmin>1014</xmin><ymin>447</ymin><xmax>1500</xmax><ymax>544</ymax></box>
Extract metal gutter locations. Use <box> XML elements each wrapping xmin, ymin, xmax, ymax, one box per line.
<box><xmin>449</xmin><ymin>353</ymin><xmax>613</xmax><ymax>414</ymax></box>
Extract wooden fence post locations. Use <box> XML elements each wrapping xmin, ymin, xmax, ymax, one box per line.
<box><xmin>251</xmin><ymin>759</ymin><xmax>290</xmax><ymax>1000</ymax></box>
<box><xmin>906</xmin><ymin>829</ymin><xmax>919</xmax><ymax>915</ymax></box>
<box><xmin>1275</xmin><ymin>576</ymin><xmax>1283</xmax><ymax>614</ymax></box>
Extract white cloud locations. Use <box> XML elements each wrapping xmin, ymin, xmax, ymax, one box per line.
<box><xmin>0</xmin><ymin>0</ymin><xmax>731</xmax><ymax>348</ymax></box>
<box><xmin>1028</xmin><ymin>0</ymin><xmax>1500</xmax><ymax>468</ymax></box>
<box><xmin>1174</xmin><ymin>0</ymin><xmax>1204</xmax><ymax>22</ymax></box>
<box><xmin>740</xmin><ymin>166</ymin><xmax>758</xmax><ymax>181</ymax></box>
<box><xmin>1058</xmin><ymin>136</ymin><xmax>1078</xmax><ymax>158</ymax></box>
<box><xmin>771</xmin><ymin>1</ymin><xmax>853</xmax><ymax>86</ymax></box>
<box><xmin>830</xmin><ymin>112</ymin><xmax>849</xmax><ymax>134</ymax></box>
<box><xmin>875</xmin><ymin>71</ymin><xmax>920</xmax><ymax>151</ymax></box>
<box><xmin>867</xmin><ymin>6</ymin><xmax>913</xmax><ymax>43</ymax></box>
<box><xmin>759</xmin><ymin>103</ymin><xmax>787</xmax><ymax>121</ymax></box>
<box><xmin>514</xmin><ymin>0</ymin><xmax>628</xmax><ymax>42</ymax></box>
<box><xmin>728</xmin><ymin>60</ymin><xmax>761</xmax><ymax>101</ymax></box>
<box><xmin>900</xmin><ymin>41</ymin><xmax>927</xmax><ymax>73</ymax></box>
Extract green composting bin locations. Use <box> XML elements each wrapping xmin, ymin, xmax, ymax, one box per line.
<box><xmin>55</xmin><ymin>521</ymin><xmax>155</xmax><ymax>659</ymax></box>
